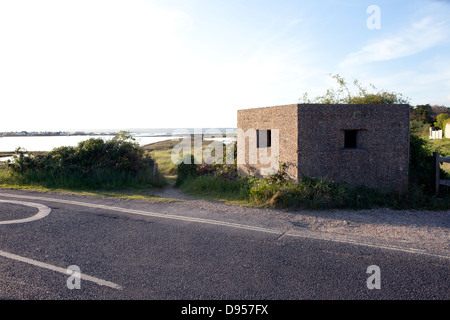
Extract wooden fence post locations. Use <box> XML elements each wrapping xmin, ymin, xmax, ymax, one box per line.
<box><xmin>153</xmin><ymin>163</ymin><xmax>159</xmax><ymax>181</ymax></box>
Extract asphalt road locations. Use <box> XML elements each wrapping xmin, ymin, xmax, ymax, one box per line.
<box><xmin>0</xmin><ymin>189</ymin><xmax>448</xmax><ymax>307</ymax></box>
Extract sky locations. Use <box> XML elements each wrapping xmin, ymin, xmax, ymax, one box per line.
<box><xmin>0</xmin><ymin>0</ymin><xmax>449</xmax><ymax>131</ymax></box>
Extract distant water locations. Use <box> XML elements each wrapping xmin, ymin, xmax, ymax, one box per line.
<box><xmin>0</xmin><ymin>128</ymin><xmax>237</xmax><ymax>152</ymax></box>
<box><xmin>129</xmin><ymin>128</ymin><xmax>236</xmax><ymax>136</ymax></box>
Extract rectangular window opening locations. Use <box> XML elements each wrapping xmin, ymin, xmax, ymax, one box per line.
<box><xmin>344</xmin><ymin>130</ymin><xmax>358</xmax><ymax>149</ymax></box>
<box><xmin>257</xmin><ymin>129</ymin><xmax>271</xmax><ymax>148</ymax></box>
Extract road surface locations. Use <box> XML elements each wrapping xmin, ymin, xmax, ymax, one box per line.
<box><xmin>0</xmin><ymin>189</ymin><xmax>448</xmax><ymax>311</ymax></box>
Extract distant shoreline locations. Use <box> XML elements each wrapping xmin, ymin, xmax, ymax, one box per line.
<box><xmin>0</xmin><ymin>133</ymin><xmax>236</xmax><ymax>155</ymax></box>
<box><xmin>1</xmin><ymin>128</ymin><xmax>237</xmax><ymax>138</ymax></box>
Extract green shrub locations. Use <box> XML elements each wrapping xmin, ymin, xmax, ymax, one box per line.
<box><xmin>175</xmin><ymin>154</ymin><xmax>198</xmax><ymax>187</ymax></box>
<box><xmin>300</xmin><ymin>74</ymin><xmax>410</xmax><ymax>105</ymax></box>
<box><xmin>409</xmin><ymin>134</ymin><xmax>434</xmax><ymax>190</ymax></box>
<box><xmin>245</xmin><ymin>175</ymin><xmax>384</xmax><ymax>210</ymax></box>
<box><xmin>408</xmin><ymin>133</ymin><xmax>450</xmax><ymax>195</ymax></box>
<box><xmin>7</xmin><ymin>133</ymin><xmax>159</xmax><ymax>189</ymax></box>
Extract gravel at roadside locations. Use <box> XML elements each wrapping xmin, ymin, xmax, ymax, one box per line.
<box><xmin>152</xmin><ymin>186</ymin><xmax>450</xmax><ymax>258</ymax></box>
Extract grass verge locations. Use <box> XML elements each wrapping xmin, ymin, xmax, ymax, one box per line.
<box><xmin>178</xmin><ymin>173</ymin><xmax>450</xmax><ymax>210</ymax></box>
<box><xmin>0</xmin><ymin>167</ymin><xmax>177</xmax><ymax>203</ymax></box>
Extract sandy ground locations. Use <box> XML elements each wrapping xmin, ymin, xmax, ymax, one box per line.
<box><xmin>152</xmin><ymin>184</ymin><xmax>450</xmax><ymax>259</ymax></box>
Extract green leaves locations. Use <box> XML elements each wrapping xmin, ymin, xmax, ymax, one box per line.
<box><xmin>300</xmin><ymin>73</ymin><xmax>410</xmax><ymax>105</ymax></box>
<box><xmin>434</xmin><ymin>113</ymin><xmax>449</xmax><ymax>130</ymax></box>
<box><xmin>7</xmin><ymin>137</ymin><xmax>156</xmax><ymax>189</ymax></box>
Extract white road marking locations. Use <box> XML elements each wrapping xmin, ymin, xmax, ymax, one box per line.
<box><xmin>0</xmin><ymin>192</ymin><xmax>281</xmax><ymax>234</ymax></box>
<box><xmin>0</xmin><ymin>250</ymin><xmax>122</xmax><ymax>290</ymax></box>
<box><xmin>0</xmin><ymin>200</ymin><xmax>51</xmax><ymax>225</ymax></box>
<box><xmin>0</xmin><ymin>192</ymin><xmax>449</xmax><ymax>260</ymax></box>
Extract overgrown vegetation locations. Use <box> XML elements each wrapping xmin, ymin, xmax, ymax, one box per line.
<box><xmin>0</xmin><ymin>131</ymin><xmax>164</xmax><ymax>190</ymax></box>
<box><xmin>176</xmin><ymin>74</ymin><xmax>450</xmax><ymax>210</ymax></box>
<box><xmin>300</xmin><ymin>74</ymin><xmax>410</xmax><ymax>105</ymax></box>
<box><xmin>176</xmin><ymin>148</ymin><xmax>449</xmax><ymax>210</ymax></box>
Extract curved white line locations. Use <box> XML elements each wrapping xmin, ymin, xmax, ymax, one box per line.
<box><xmin>0</xmin><ymin>200</ymin><xmax>51</xmax><ymax>225</ymax></box>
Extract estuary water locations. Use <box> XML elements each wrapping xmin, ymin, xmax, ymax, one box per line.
<box><xmin>0</xmin><ymin>135</ymin><xmax>177</xmax><ymax>153</ymax></box>
<box><xmin>0</xmin><ymin>128</ymin><xmax>237</xmax><ymax>153</ymax></box>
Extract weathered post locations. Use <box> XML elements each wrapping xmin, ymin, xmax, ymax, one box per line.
<box><xmin>153</xmin><ymin>163</ymin><xmax>158</xmax><ymax>181</ymax></box>
<box><xmin>432</xmin><ymin>152</ymin><xmax>440</xmax><ymax>197</ymax></box>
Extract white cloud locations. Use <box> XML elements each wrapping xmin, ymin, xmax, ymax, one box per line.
<box><xmin>340</xmin><ymin>16</ymin><xmax>449</xmax><ymax>67</ymax></box>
